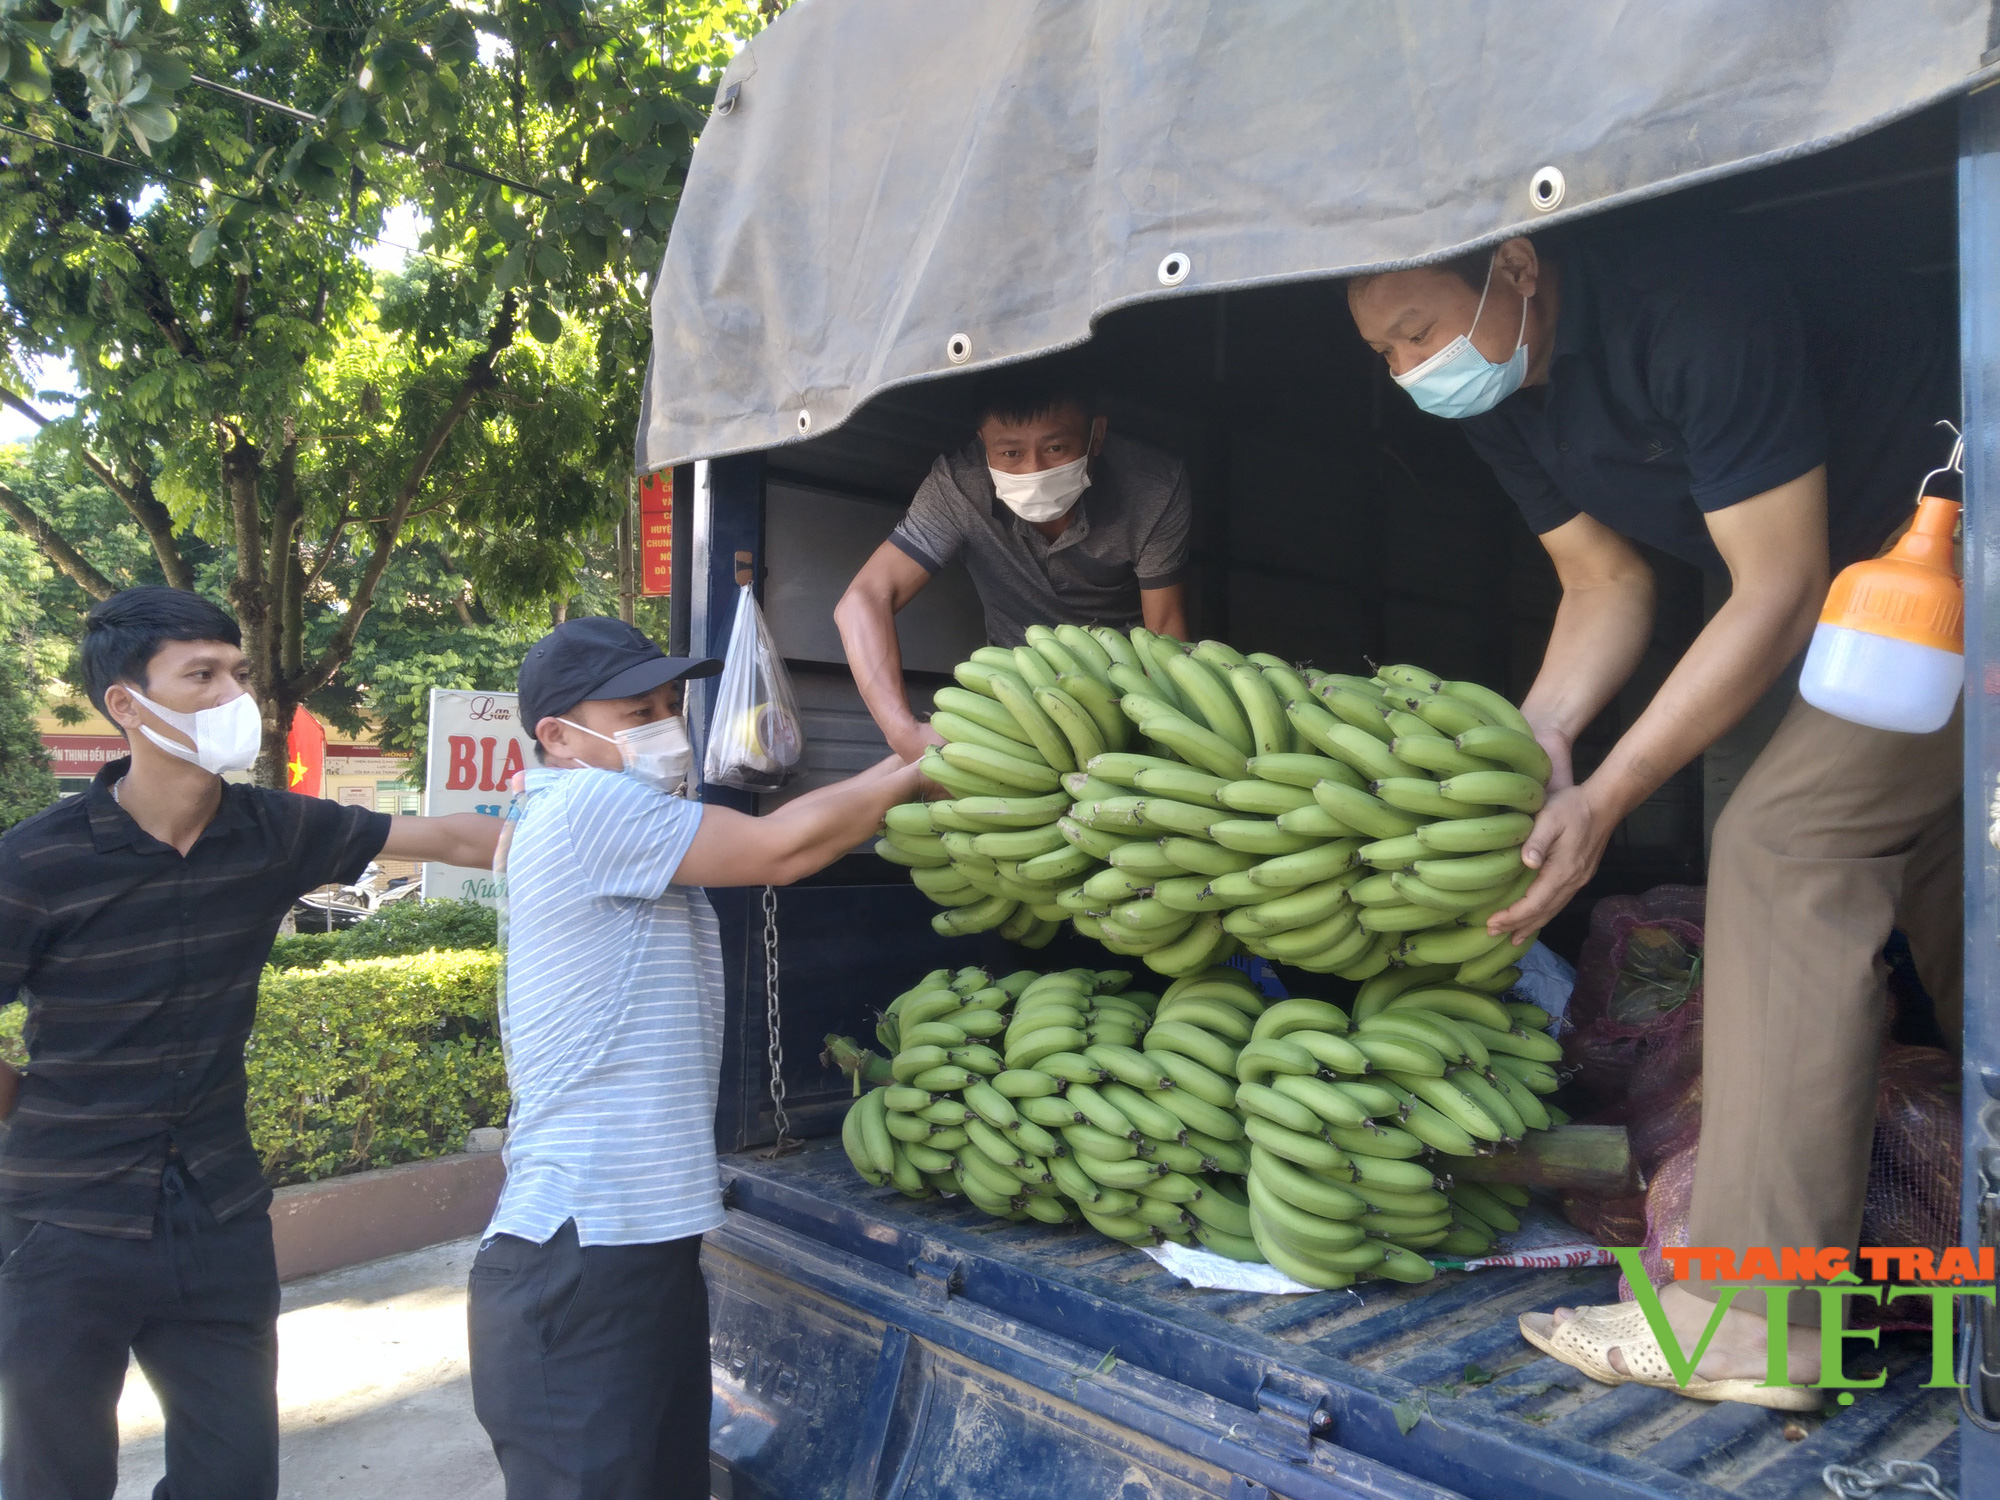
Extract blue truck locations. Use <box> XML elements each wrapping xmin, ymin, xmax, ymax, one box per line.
<box><xmin>633</xmin><ymin>7</ymin><xmax>2000</xmax><ymax>1496</ymax></box>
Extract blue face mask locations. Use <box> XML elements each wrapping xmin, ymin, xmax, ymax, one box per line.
<box><xmin>1392</xmin><ymin>254</ymin><xmax>1530</xmax><ymax>419</ymax></box>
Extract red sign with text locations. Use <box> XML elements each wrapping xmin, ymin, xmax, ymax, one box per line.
<box><xmin>422</xmin><ymin>689</ymin><xmax>533</xmax><ymax>905</ymax></box>
<box><xmin>639</xmin><ymin>470</ymin><xmax>673</xmax><ymax>596</ymax></box>
<box><xmin>40</xmin><ymin>735</ymin><xmax>127</xmax><ymax>779</ymax></box>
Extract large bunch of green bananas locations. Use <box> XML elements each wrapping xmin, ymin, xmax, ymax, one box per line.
<box><xmin>1231</xmin><ymin>967</ymin><xmax>1566</xmax><ymax>1287</ymax></box>
<box><xmin>842</xmin><ymin>963</ymin><xmax>1262</xmax><ymax>1252</ymax></box>
<box><xmin>840</xmin><ymin>961</ymin><xmax>1572</xmax><ymax>1288</ymax></box>
<box><xmin>880</xmin><ymin>630</ymin><xmax>1550</xmax><ymax>981</ymax></box>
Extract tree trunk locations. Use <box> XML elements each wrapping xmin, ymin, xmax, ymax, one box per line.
<box><xmin>122</xmin><ymin>471</ymin><xmax>194</xmax><ymax>592</ymax></box>
<box><xmin>223</xmin><ymin>301</ymin><xmax>516</xmax><ymax>792</ymax></box>
<box><xmin>259</xmin><ymin>682</ymin><xmax>301</xmax><ymax>794</ymax></box>
<box><xmin>219</xmin><ymin>432</ymin><xmax>292</xmax><ymax>790</ymax></box>
<box><xmin>0</xmin><ymin>390</ymin><xmax>187</xmax><ymax>591</ymax></box>
<box><xmin>0</xmin><ymin>483</ymin><xmax>116</xmax><ymax>598</ymax></box>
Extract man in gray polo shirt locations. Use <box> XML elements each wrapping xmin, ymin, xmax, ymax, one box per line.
<box><xmin>835</xmin><ymin>359</ymin><xmax>1193</xmax><ymax>759</ymax></box>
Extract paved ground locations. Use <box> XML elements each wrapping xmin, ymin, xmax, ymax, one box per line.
<box><xmin>114</xmin><ymin>1236</ymin><xmax>502</xmax><ymax>1499</ymax></box>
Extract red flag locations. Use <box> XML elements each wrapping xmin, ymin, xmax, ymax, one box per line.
<box><xmin>285</xmin><ymin>707</ymin><xmax>326</xmax><ymax>797</ymax></box>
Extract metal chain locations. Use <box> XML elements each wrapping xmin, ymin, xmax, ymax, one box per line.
<box><xmin>1823</xmin><ymin>1462</ymin><xmax>1955</xmax><ymax>1500</ymax></box>
<box><xmin>759</xmin><ymin>885</ymin><xmax>800</xmax><ymax>1157</ymax></box>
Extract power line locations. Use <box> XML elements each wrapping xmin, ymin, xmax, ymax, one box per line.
<box><xmin>0</xmin><ymin>121</ymin><xmax>469</xmax><ymax>267</ymax></box>
<box><xmin>189</xmin><ymin>73</ymin><xmax>322</xmax><ymax>126</ymax></box>
<box><xmin>185</xmin><ymin>72</ymin><xmax>553</xmax><ymax>198</ymax></box>
<box><xmin>0</xmin><ymin>120</ymin><xmax>263</xmax><ymax>204</ymax></box>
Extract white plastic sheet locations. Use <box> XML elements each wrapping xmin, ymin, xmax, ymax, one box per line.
<box><xmin>1141</xmin><ymin>1206</ymin><xmax>1614</xmax><ymax>1295</ymax></box>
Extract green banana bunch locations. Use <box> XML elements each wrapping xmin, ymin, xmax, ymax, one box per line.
<box><xmin>898</xmin><ymin>636</ymin><xmax>1549</xmax><ymax>1015</ymax></box>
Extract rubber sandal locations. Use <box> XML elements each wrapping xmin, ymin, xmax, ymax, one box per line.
<box><xmin>1518</xmin><ymin>1302</ymin><xmax>1824</xmax><ymax>1411</ymax></box>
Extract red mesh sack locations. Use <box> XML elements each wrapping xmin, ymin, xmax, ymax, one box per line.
<box><xmin>1618</xmin><ymin>1142</ymin><xmax>1697</xmax><ymax>1304</ymax></box>
<box><xmin>1563</xmin><ymin>887</ymin><xmax>1708</xmax><ymax>1245</ymax></box>
<box><xmin>1563</xmin><ymin>1191</ymin><xmax>1648</xmax><ymax>1247</ymax></box>
<box><xmin>1567</xmin><ymin>1028</ymin><xmax>1648</xmax><ymax>1109</ymax></box>
<box><xmin>1861</xmin><ymin>1043</ymin><xmax>1962</xmax><ymax>1258</ymax></box>
<box><xmin>1616</xmin><ymin>1049</ymin><xmax>1958</xmax><ymax>1332</ymax></box>
<box><xmin>1570</xmin><ymin>885</ymin><xmax>1708</xmax><ymax>1031</ymax></box>
<box><xmin>1566</xmin><ymin>886</ymin><xmax>1707</xmax><ymax>1113</ymax></box>
<box><xmin>1629</xmin><ymin>1072</ymin><xmax>1704</xmax><ymax>1180</ymax></box>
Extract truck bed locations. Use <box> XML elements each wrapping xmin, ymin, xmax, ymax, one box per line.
<box><xmin>708</xmin><ymin>1143</ymin><xmax>1957</xmax><ymax>1500</ymax></box>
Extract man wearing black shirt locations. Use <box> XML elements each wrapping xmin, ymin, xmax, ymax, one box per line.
<box><xmin>1348</xmin><ymin>223</ymin><xmax>1958</xmax><ymax>1406</ymax></box>
<box><xmin>0</xmin><ymin>588</ymin><xmax>503</xmax><ymax>1498</ymax></box>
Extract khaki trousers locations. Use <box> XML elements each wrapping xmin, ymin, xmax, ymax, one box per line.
<box><xmin>1683</xmin><ymin>694</ymin><xmax>1962</xmax><ymax>1326</ymax></box>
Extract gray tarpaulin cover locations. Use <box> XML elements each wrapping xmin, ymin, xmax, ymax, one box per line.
<box><xmin>638</xmin><ymin>0</ymin><xmax>1995</xmax><ymax>471</ymax></box>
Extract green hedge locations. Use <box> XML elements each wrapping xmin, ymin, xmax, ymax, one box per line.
<box><xmin>246</xmin><ymin>948</ymin><xmax>509</xmax><ymax>1185</ymax></box>
<box><xmin>265</xmin><ymin>931</ymin><xmax>345</xmax><ymax>972</ymax></box>
<box><xmin>0</xmin><ymin>905</ymin><xmax>510</xmax><ymax>1184</ymax></box>
<box><xmin>268</xmin><ymin>898</ymin><xmax>499</xmax><ymax>972</ymax></box>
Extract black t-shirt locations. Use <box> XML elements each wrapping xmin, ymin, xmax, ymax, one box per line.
<box><xmin>0</xmin><ymin>761</ymin><xmax>391</xmax><ymax>1236</ymax></box>
<box><xmin>1458</xmin><ymin>221</ymin><xmax>1958</xmax><ymax>573</ymax></box>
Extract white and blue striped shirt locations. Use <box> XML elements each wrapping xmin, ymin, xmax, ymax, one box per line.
<box><xmin>486</xmin><ymin>767</ymin><xmax>726</xmax><ymax>1247</ymax></box>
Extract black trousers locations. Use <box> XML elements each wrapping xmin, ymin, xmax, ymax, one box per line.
<box><xmin>468</xmin><ymin>1222</ymin><xmax>711</xmax><ymax>1500</ymax></box>
<box><xmin>0</xmin><ymin>1165</ymin><xmax>280</xmax><ymax>1500</ymax></box>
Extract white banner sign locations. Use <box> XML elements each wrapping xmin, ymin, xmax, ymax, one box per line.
<box><xmin>422</xmin><ymin>688</ymin><xmax>535</xmax><ymax>905</ymax></box>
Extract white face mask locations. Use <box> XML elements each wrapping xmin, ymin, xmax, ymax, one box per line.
<box><xmin>558</xmin><ymin>714</ymin><xmax>694</xmax><ymax>796</ymax></box>
<box><xmin>990</xmin><ymin>453</ymin><xmax>1092</xmax><ymax>524</ymax></box>
<box><xmin>125</xmin><ymin>687</ymin><xmax>262</xmax><ymax>776</ymax></box>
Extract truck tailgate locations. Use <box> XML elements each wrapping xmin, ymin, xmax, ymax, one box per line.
<box><xmin>710</xmin><ymin>1145</ymin><xmax>1957</xmax><ymax>1500</ymax></box>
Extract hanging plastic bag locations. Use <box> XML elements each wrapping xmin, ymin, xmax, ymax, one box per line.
<box><xmin>702</xmin><ymin>584</ymin><xmax>805</xmax><ymax>791</ymax></box>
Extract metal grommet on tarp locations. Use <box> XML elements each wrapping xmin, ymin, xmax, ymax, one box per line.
<box><xmin>946</xmin><ymin>333</ymin><xmax>972</xmax><ymax>364</ymax></box>
<box><xmin>1529</xmin><ymin>165</ymin><xmax>1566</xmax><ymax>211</ymax></box>
<box><xmin>1157</xmin><ymin>251</ymin><xmax>1191</xmax><ymax>286</ymax></box>
<box><xmin>795</xmin><ymin>409</ymin><xmax>812</xmax><ymax>434</ymax></box>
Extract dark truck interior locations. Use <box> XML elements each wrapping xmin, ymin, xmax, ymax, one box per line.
<box><xmin>700</xmin><ymin>101</ymin><xmax>1968</xmax><ymax>1500</ymax></box>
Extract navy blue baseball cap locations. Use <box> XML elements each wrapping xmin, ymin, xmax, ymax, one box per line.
<box><xmin>517</xmin><ymin>618</ymin><xmax>720</xmax><ymax>729</ymax></box>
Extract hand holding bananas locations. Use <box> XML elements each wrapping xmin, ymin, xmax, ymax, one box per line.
<box><xmin>880</xmin><ymin>628</ymin><xmax>1550</xmax><ymax>982</ymax></box>
<box><xmin>840</xmin><ymin>964</ymin><xmax>1567</xmax><ymax>1285</ymax></box>
<box><xmin>1481</xmin><ymin>772</ymin><xmax>1618</xmax><ymax>945</ymax></box>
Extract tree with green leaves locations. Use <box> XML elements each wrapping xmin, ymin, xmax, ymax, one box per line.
<box><xmin>0</xmin><ymin>447</ymin><xmax>79</xmax><ymax>823</ymax></box>
<box><xmin>0</xmin><ymin>0</ymin><xmax>755</xmax><ymax>785</ymax></box>
<box><xmin>0</xmin><ymin>640</ymin><xmax>54</xmax><ymax>829</ymax></box>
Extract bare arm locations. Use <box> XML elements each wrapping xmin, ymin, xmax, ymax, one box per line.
<box><xmin>676</xmin><ymin>753</ymin><xmax>927</xmax><ymax>887</ymax></box>
<box><xmin>1517</xmin><ymin>513</ymin><xmax>1659</xmax><ymax>793</ymax></box>
<box><xmin>381</xmin><ymin>812</ymin><xmax>505</xmax><ymax>869</ymax></box>
<box><xmin>1141</xmin><ymin>583</ymin><xmax>1189</xmax><ymax>640</ymax></box>
<box><xmin>834</xmin><ymin>543</ymin><xmax>946</xmax><ymax>761</ymax></box>
<box><xmin>1493</xmin><ymin>466</ymin><xmax>1831</xmax><ymax>939</ymax></box>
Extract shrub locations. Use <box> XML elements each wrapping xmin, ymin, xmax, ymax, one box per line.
<box><xmin>266</xmin><ymin>898</ymin><xmax>497</xmax><ymax>973</ymax></box>
<box><xmin>266</xmin><ymin>931</ymin><xmax>344</xmax><ymax>972</ymax></box>
<box><xmin>329</xmin><ymin>897</ymin><xmax>499</xmax><ymax>960</ymax></box>
<box><xmin>246</xmin><ymin>948</ymin><xmax>509</xmax><ymax>1185</ymax></box>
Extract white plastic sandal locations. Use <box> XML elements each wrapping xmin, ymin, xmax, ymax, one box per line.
<box><xmin>1519</xmin><ymin>1302</ymin><xmax>1824</xmax><ymax>1411</ymax></box>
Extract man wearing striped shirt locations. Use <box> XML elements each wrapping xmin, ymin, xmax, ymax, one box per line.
<box><xmin>470</xmin><ymin>617</ymin><xmax>924</xmax><ymax>1500</ymax></box>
